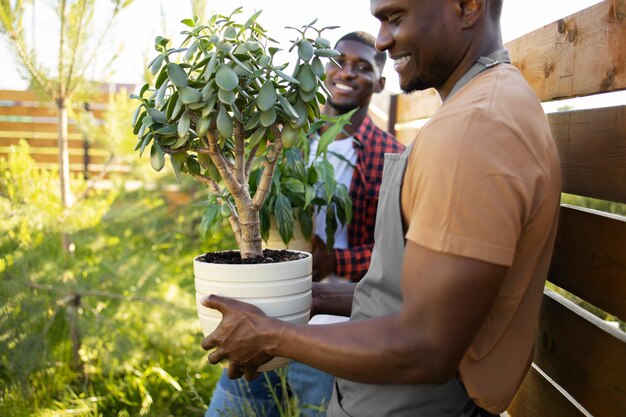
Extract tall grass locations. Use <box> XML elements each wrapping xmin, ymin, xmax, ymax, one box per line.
<box><xmin>0</xmin><ymin>143</ymin><xmax>236</xmax><ymax>416</ymax></box>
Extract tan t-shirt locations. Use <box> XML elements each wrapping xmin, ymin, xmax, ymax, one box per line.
<box><xmin>401</xmin><ymin>64</ymin><xmax>561</xmax><ymax>412</ymax></box>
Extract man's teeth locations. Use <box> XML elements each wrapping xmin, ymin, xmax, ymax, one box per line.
<box><xmin>334</xmin><ymin>83</ymin><xmax>354</xmax><ymax>91</ymax></box>
<box><xmin>394</xmin><ymin>56</ymin><xmax>410</xmax><ymax>68</ymax></box>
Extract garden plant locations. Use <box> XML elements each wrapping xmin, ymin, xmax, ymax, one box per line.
<box><xmin>131</xmin><ymin>8</ymin><xmax>352</xmax><ymax>259</ymax></box>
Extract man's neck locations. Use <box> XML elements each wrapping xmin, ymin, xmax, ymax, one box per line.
<box><xmin>437</xmin><ymin>38</ymin><xmax>503</xmax><ymax>101</ymax></box>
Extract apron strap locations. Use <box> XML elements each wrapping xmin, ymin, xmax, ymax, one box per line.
<box><xmin>447</xmin><ymin>49</ymin><xmax>511</xmax><ymax>100</ymax></box>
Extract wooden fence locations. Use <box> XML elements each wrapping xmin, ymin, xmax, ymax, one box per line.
<box><xmin>379</xmin><ymin>1</ymin><xmax>626</xmax><ymax>416</ymax></box>
<box><xmin>0</xmin><ymin>85</ymin><xmax>133</xmax><ymax>177</ymax></box>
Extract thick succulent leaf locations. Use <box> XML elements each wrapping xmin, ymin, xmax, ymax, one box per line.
<box><xmin>215</xmin><ymin>64</ymin><xmax>239</xmax><ymax>91</ymax></box>
<box><xmin>180</xmin><ymin>86</ymin><xmax>202</xmax><ymax>104</ymax></box>
<box><xmin>217</xmin><ymin>106</ymin><xmax>233</xmax><ymax>139</ymax></box>
<box><xmin>257</xmin><ymin>80</ymin><xmax>276</xmax><ymax>111</ymax></box>
<box><xmin>167</xmin><ymin>62</ymin><xmax>189</xmax><ymax>87</ymax></box>
<box><xmin>150</xmin><ymin>142</ymin><xmax>165</xmax><ymax>171</ymax></box>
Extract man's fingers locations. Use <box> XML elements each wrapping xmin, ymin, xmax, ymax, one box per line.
<box><xmin>201</xmin><ymin>294</ymin><xmax>231</xmax><ymax>312</ymax></box>
<box><xmin>226</xmin><ymin>362</ymin><xmax>244</xmax><ymax>379</ymax></box>
<box><xmin>243</xmin><ymin>368</ymin><xmax>261</xmax><ymax>381</ymax></box>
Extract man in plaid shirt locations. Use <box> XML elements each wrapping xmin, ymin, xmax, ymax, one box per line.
<box><xmin>310</xmin><ymin>31</ymin><xmax>405</xmax><ymax>284</ymax></box>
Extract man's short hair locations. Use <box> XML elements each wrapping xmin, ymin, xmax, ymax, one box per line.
<box><xmin>334</xmin><ymin>31</ymin><xmax>387</xmax><ymax>74</ymax></box>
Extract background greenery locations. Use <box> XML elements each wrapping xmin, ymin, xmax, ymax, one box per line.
<box><xmin>0</xmin><ymin>143</ymin><xmax>234</xmax><ymax>416</ymax></box>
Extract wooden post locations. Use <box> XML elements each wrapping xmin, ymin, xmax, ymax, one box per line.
<box><xmin>388</xmin><ymin>94</ymin><xmax>398</xmax><ymax>136</ymax></box>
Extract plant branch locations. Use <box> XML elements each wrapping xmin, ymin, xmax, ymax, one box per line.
<box><xmin>65</xmin><ymin>0</ymin><xmax>88</xmax><ymax>95</ymax></box>
<box><xmin>245</xmin><ymin>143</ymin><xmax>259</xmax><ymax>178</ymax></box>
<box><xmin>207</xmin><ymin>130</ymin><xmax>245</xmax><ymax>198</ymax></box>
<box><xmin>251</xmin><ymin>125</ymin><xmax>282</xmax><ymax>210</ymax></box>
<box><xmin>233</xmin><ymin>120</ymin><xmax>246</xmax><ymax>186</ymax></box>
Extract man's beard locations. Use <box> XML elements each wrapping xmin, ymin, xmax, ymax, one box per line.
<box><xmin>327</xmin><ymin>99</ymin><xmax>358</xmax><ymax>114</ymax></box>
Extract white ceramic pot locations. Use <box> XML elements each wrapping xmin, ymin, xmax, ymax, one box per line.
<box><xmin>194</xmin><ymin>250</ymin><xmax>312</xmax><ymax>371</ymax></box>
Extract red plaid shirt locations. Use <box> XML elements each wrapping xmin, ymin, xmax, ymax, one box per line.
<box><xmin>335</xmin><ymin>115</ymin><xmax>405</xmax><ymax>281</ymax></box>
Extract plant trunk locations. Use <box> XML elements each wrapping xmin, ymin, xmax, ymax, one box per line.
<box><xmin>57</xmin><ymin>98</ymin><xmax>74</xmax><ymax>253</ymax></box>
<box><xmin>237</xmin><ymin>207</ymin><xmax>263</xmax><ymax>258</ymax></box>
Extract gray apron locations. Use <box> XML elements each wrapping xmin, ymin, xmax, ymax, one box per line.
<box><xmin>326</xmin><ymin>50</ymin><xmax>511</xmax><ymax>417</ymax></box>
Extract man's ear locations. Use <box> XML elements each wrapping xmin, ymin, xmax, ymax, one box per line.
<box><xmin>375</xmin><ymin>76</ymin><xmax>386</xmax><ymax>94</ymax></box>
<box><xmin>457</xmin><ymin>0</ymin><xmax>485</xmax><ymax>28</ymax></box>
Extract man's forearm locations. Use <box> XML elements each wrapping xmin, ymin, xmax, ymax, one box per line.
<box><xmin>311</xmin><ymin>282</ymin><xmax>356</xmax><ymax>317</ymax></box>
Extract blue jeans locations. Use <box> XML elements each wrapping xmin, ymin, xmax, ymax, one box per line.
<box><xmin>206</xmin><ymin>369</ymin><xmax>285</xmax><ymax>417</ymax></box>
<box><xmin>287</xmin><ymin>361</ymin><xmax>335</xmax><ymax>417</ymax></box>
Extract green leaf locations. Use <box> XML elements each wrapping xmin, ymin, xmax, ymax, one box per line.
<box><xmin>155</xmin><ymin>124</ymin><xmax>177</xmax><ymax>135</ymax></box>
<box><xmin>311</xmin><ymin>57</ymin><xmax>325</xmax><ymax>78</ymax></box>
<box><xmin>139</xmin><ymin>132</ymin><xmax>153</xmax><ymax>156</ymax></box>
<box><xmin>205</xmin><ymin>51</ymin><xmax>219</xmax><ymax>80</ymax></box>
<box><xmin>200</xmin><ymin>204</ymin><xmax>222</xmax><ymax>235</ymax></box>
<box><xmin>257</xmin><ymin>80</ymin><xmax>276</xmax><ymax>111</ymax></box>
<box><xmin>314</xmin><ymin>48</ymin><xmax>341</xmax><ymax>58</ymax></box>
<box><xmin>277</xmin><ymin>94</ymin><xmax>299</xmax><ymax>120</ymax></box>
<box><xmin>150</xmin><ymin>142</ymin><xmax>165</xmax><ymax>171</ymax></box>
<box><xmin>315</xmin><ymin>37</ymin><xmax>331</xmax><ymax>49</ymax></box>
<box><xmin>274</xmin><ymin>194</ymin><xmax>294</xmax><ymax>245</ymax></box>
<box><xmin>155</xmin><ymin>79</ymin><xmax>169</xmax><ymax>108</ymax></box>
<box><xmin>131</xmin><ymin>106</ymin><xmax>143</xmax><ymax>127</ymax></box>
<box><xmin>215</xmin><ymin>64</ymin><xmax>239</xmax><ymax>91</ymax></box>
<box><xmin>171</xmin><ymin>152</ymin><xmax>184</xmax><ymax>183</ymax></box>
<box><xmin>316</xmin><ymin>111</ymin><xmax>354</xmax><ymax>157</ymax></box>
<box><xmin>244</xmin><ymin>10</ymin><xmax>262</xmax><ymax>28</ymax></box>
<box><xmin>187</xmin><ymin>156</ymin><xmax>201</xmax><ymax>175</ymax></box>
<box><xmin>150</xmin><ymin>55</ymin><xmax>165</xmax><ymax>75</ymax></box>
<box><xmin>260</xmin><ymin>108</ymin><xmax>276</xmax><ymax>127</ymax></box>
<box><xmin>298</xmin><ymin>207</ymin><xmax>314</xmax><ymax>240</ymax></box>
<box><xmin>325</xmin><ymin>205</ymin><xmax>337</xmax><ymax>250</ymax></box>
<box><xmin>297</xmin><ymin>40</ymin><xmax>314</xmax><ymax>61</ymax></box>
<box><xmin>223</xmin><ymin>26</ymin><xmax>237</xmax><ymax>40</ymax></box>
<box><xmin>148</xmin><ymin>108</ymin><xmax>167</xmax><ymax>124</ymax></box>
<box><xmin>333</xmin><ymin>184</ymin><xmax>353</xmax><ymax>226</ymax></box>
<box><xmin>167</xmin><ymin>63</ymin><xmax>188</xmax><ymax>87</ymax></box>
<box><xmin>180</xmin><ymin>86</ymin><xmax>202</xmax><ymax>104</ymax></box>
<box><xmin>244</xmin><ymin>112</ymin><xmax>261</xmax><ymax>131</ymax></box>
<box><xmin>218</xmin><ymin>88</ymin><xmax>236</xmax><ymax>105</ymax></box>
<box><xmin>296</xmin><ymin>64</ymin><xmax>316</xmax><ymax>92</ymax></box>
<box><xmin>217</xmin><ymin>106</ymin><xmax>233</xmax><ymax>139</ymax></box>
<box><xmin>217</xmin><ymin>40</ymin><xmax>233</xmax><ymax>53</ymax></box>
<box><xmin>181</xmin><ymin>18</ymin><xmax>195</xmax><ymax>27</ymax></box>
<box><xmin>249</xmin><ymin>126</ymin><xmax>267</xmax><ymax>148</ymax></box>
<box><xmin>274</xmin><ymin>68</ymin><xmax>300</xmax><ymax>84</ymax></box>
<box><xmin>196</xmin><ymin>116</ymin><xmax>211</xmax><ymax>138</ymax></box>
<box><xmin>318</xmin><ymin>159</ymin><xmax>335</xmax><ymax>202</ymax></box>
<box><xmin>177</xmin><ymin>111</ymin><xmax>190</xmax><ymax>138</ymax></box>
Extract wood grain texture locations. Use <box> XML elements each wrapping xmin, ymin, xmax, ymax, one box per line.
<box><xmin>505</xmin><ymin>0</ymin><xmax>626</xmax><ymax>101</ymax></box>
<box><xmin>533</xmin><ymin>290</ymin><xmax>626</xmax><ymax>417</ymax></box>
<box><xmin>548</xmin><ymin>105</ymin><xmax>626</xmax><ymax>204</ymax></box>
<box><xmin>508</xmin><ymin>364</ymin><xmax>588</xmax><ymax>417</ymax></box>
<box><xmin>549</xmin><ymin>205</ymin><xmax>626</xmax><ymax>321</ymax></box>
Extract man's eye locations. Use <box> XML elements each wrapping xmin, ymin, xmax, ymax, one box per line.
<box><xmin>389</xmin><ymin>13</ymin><xmax>402</xmax><ymax>25</ymax></box>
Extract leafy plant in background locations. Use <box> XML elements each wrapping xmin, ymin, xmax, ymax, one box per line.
<box><xmin>0</xmin><ymin>0</ymin><xmax>133</xmax><ymax>251</ymax></box>
<box><xmin>131</xmin><ymin>7</ymin><xmax>351</xmax><ymax>258</ymax></box>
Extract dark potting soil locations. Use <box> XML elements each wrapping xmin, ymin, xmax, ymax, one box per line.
<box><xmin>198</xmin><ymin>249</ymin><xmax>307</xmax><ymax>265</ymax></box>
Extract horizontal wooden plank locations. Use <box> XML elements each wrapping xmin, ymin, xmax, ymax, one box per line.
<box><xmin>0</xmin><ymin>152</ymin><xmax>110</xmax><ymax>165</ymax></box>
<box><xmin>534</xmin><ymin>289</ymin><xmax>626</xmax><ymax>417</ymax></box>
<box><xmin>0</xmin><ymin>137</ymin><xmax>88</xmax><ymax>149</ymax></box>
<box><xmin>0</xmin><ymin>104</ymin><xmax>108</xmax><ymax>120</ymax></box>
<box><xmin>549</xmin><ymin>204</ymin><xmax>626</xmax><ymax>321</ymax></box>
<box><xmin>0</xmin><ymin>89</ymin><xmax>118</xmax><ymax>104</ymax></box>
<box><xmin>396</xmin><ymin>89</ymin><xmax>441</xmax><ymax>122</ymax></box>
<box><xmin>0</xmin><ymin>120</ymin><xmax>84</xmax><ymax>134</ymax></box>
<box><xmin>0</xmin><ymin>131</ymin><xmax>83</xmax><ymax>140</ymax></box>
<box><xmin>549</xmin><ymin>105</ymin><xmax>626</xmax><ymax>204</ymax></box>
<box><xmin>508</xmin><ymin>363</ymin><xmax>588</xmax><ymax>417</ymax></box>
<box><xmin>32</xmin><ymin>162</ymin><xmax>130</xmax><ymax>174</ymax></box>
<box><xmin>506</xmin><ymin>0</ymin><xmax>626</xmax><ymax>101</ymax></box>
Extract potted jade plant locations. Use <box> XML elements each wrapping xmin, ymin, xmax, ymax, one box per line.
<box><xmin>131</xmin><ymin>8</ymin><xmax>349</xmax><ymax>371</ymax></box>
